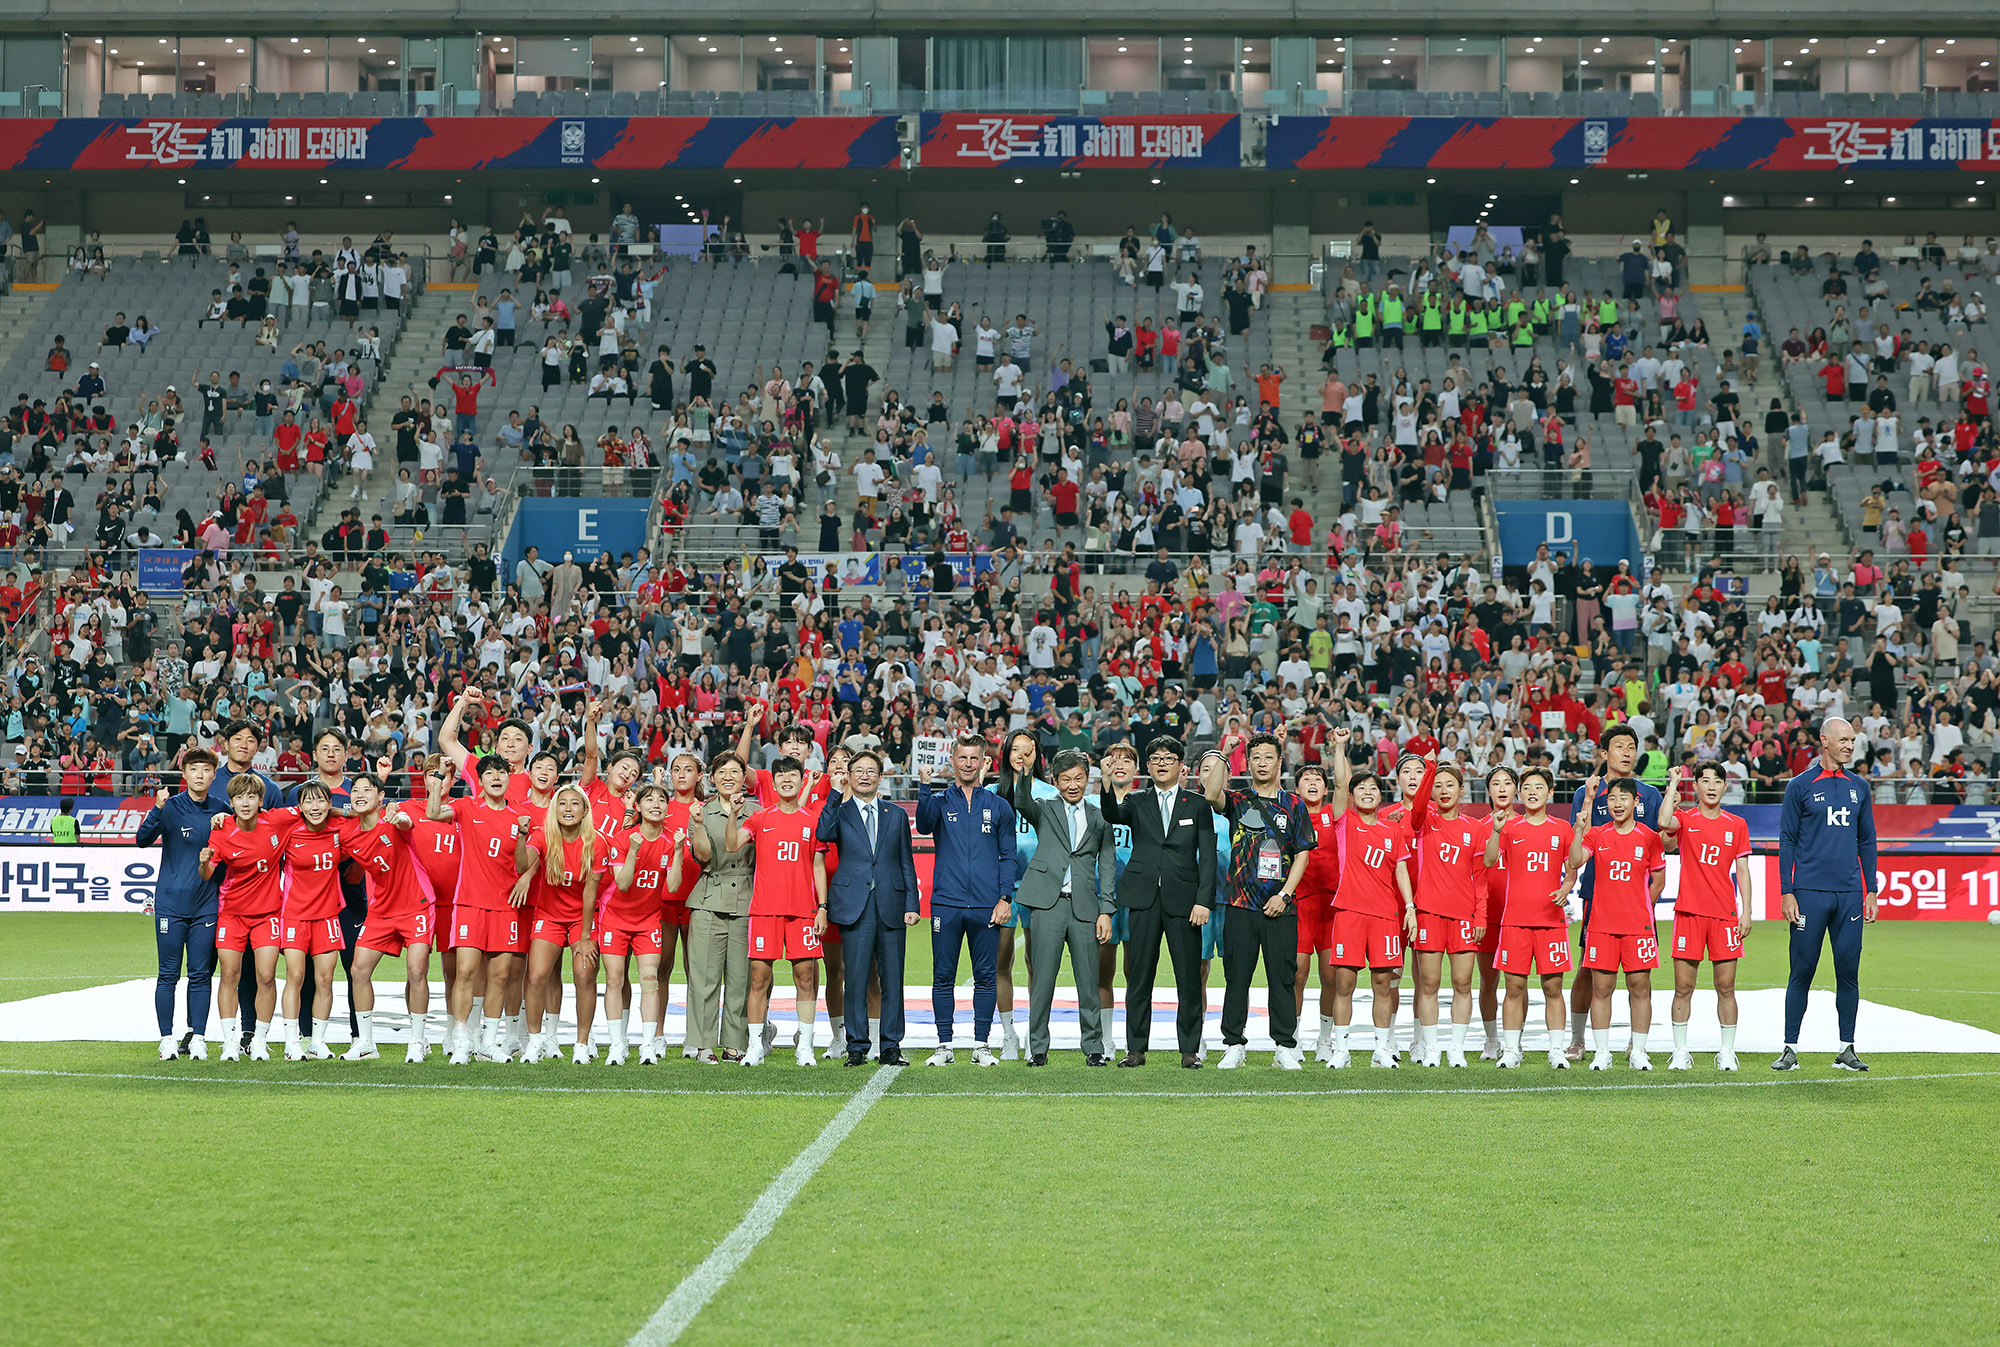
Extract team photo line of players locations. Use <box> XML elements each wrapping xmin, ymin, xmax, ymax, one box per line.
<box><xmin>142</xmin><ymin>699</ymin><xmax>1856</xmax><ymax>1074</ymax></box>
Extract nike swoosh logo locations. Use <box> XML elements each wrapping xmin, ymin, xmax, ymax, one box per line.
<box><xmin>1849</xmin><ymin>914</ymin><xmax>1863</xmax><ymax>921</ymax></box>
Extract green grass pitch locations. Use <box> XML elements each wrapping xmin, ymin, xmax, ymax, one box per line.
<box><xmin>3</xmin><ymin>915</ymin><xmax>1998</xmax><ymax>1344</ymax></box>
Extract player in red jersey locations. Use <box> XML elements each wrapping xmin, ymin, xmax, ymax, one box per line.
<box><xmin>603</xmin><ymin>783</ymin><xmax>677</xmax><ymax>1065</ymax></box>
<box><xmin>201</xmin><ymin>773</ymin><xmax>289</xmax><ymax>1062</ymax></box>
<box><xmin>276</xmin><ymin>783</ymin><xmax>349</xmax><ymax>1061</ymax></box>
<box><xmin>1376</xmin><ymin>753</ymin><xmax>1434</xmax><ymax>1057</ymax></box>
<box><xmin>1325</xmin><ymin>727</ymin><xmax>1416</xmax><ymax>1069</ymax></box>
<box><xmin>580</xmin><ymin>699</ymin><xmax>645</xmax><ymax>837</ymax></box>
<box><xmin>441</xmin><ymin>688</ymin><xmax>537</xmax><ymax>1056</ymax></box>
<box><xmin>1482</xmin><ymin>766</ymin><xmax>1574</xmax><ymax>1069</ymax></box>
<box><xmin>407</xmin><ymin>753</ymin><xmax>465</xmax><ymax>1041</ymax></box>
<box><xmin>1569</xmin><ymin>775</ymin><xmax>1667</xmax><ymax>1071</ymax></box>
<box><xmin>1291</xmin><ymin>764</ymin><xmax>1343</xmax><ymax>1063</ymax></box>
<box><xmin>342</xmin><ymin>773</ymin><xmax>438</xmax><ymax>1063</ymax></box>
<box><xmin>731</xmin><ymin>755</ymin><xmax>829</xmax><ymax>1067</ymax></box>
<box><xmin>652</xmin><ymin>754</ymin><xmax>707</xmax><ymax>1056</ymax></box>
<box><xmin>1406</xmin><ymin>762</ymin><xmax>1490</xmax><ymax>1067</ymax></box>
<box><xmin>427</xmin><ymin>755</ymin><xmax>536</xmax><ymax>1065</ymax></box>
<box><xmin>1661</xmin><ymin>762</ymin><xmax>1753</xmax><ymax>1071</ymax></box>
<box><xmin>1474</xmin><ymin>767</ymin><xmax>1519</xmax><ymax>1060</ymax></box>
<box><xmin>520</xmin><ymin>783</ymin><xmax>602</xmax><ymax>1064</ymax></box>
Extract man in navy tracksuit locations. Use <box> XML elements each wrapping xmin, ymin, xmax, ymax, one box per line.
<box><xmin>1775</xmin><ymin>717</ymin><xmax>1877</xmax><ymax>1072</ymax></box>
<box><xmin>914</xmin><ymin>735</ymin><xmax>1018</xmax><ymax>1064</ymax></box>
<box><xmin>134</xmin><ymin>748</ymin><xmax>226</xmax><ymax>1059</ymax></box>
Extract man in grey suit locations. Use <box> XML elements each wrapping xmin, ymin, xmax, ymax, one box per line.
<box><xmin>814</xmin><ymin>749</ymin><xmax>921</xmax><ymax>1067</ymax></box>
<box><xmin>1006</xmin><ymin>749</ymin><xmax>1117</xmax><ymax>1067</ymax></box>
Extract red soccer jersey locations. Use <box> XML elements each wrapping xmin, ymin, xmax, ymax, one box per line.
<box><xmin>211</xmin><ymin>818</ymin><xmax>288</xmax><ymax>919</ymax></box>
<box><xmin>1332</xmin><ymin>813</ymin><xmax>1411</xmax><ymax>919</ymax></box>
<box><xmin>528</xmin><ymin>833</ymin><xmax>597</xmax><ymax>926</ymax></box>
<box><xmin>1297</xmin><ymin>803</ymin><xmax>1342</xmax><ymax>897</ymax></box>
<box><xmin>450</xmin><ymin>796</ymin><xmax>533</xmax><ymax>911</ymax></box>
<box><xmin>663</xmin><ymin>800</ymin><xmax>706</xmax><ymax>903</ymax></box>
<box><xmin>406</xmin><ymin>800</ymin><xmax>463</xmax><ymax>901</ymax></box>
<box><xmin>745</xmin><ymin>806</ymin><xmax>823</xmax><ymax>917</ymax></box>
<box><xmin>1413</xmin><ymin>813</ymin><xmax>1491</xmax><ymax>921</ymax></box>
<box><xmin>279</xmin><ymin>819</ymin><xmax>348</xmax><ymax>922</ymax></box>
<box><xmin>1673</xmin><ymin>809</ymin><xmax>1751</xmax><ymax>920</ymax></box>
<box><xmin>1496</xmin><ymin>815</ymin><xmax>1573</xmax><ymax>928</ymax></box>
<box><xmin>600</xmin><ymin>828</ymin><xmax>676</xmax><ymax>930</ymax></box>
<box><xmin>345</xmin><ymin>817</ymin><xmax>435</xmax><ymax>922</ymax></box>
<box><xmin>1581</xmin><ymin>822</ymin><xmax>1665</xmax><ymax>936</ymax></box>
<box><xmin>584</xmin><ymin>778</ymin><xmax>632</xmax><ymax>847</ymax></box>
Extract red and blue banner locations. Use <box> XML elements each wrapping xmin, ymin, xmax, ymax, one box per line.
<box><xmin>920</xmin><ymin>112</ymin><xmax>1238</xmax><ymax>168</ymax></box>
<box><xmin>0</xmin><ymin>116</ymin><xmax>901</xmax><ymax>172</ymax></box>
<box><xmin>1267</xmin><ymin>115</ymin><xmax>2000</xmax><ymax>172</ymax></box>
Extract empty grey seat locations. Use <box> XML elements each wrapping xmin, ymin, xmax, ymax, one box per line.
<box><xmin>300</xmin><ymin>91</ymin><xmax>329</xmax><ymax>115</ymax></box>
<box><xmin>740</xmin><ymin>92</ymin><xmax>769</xmax><ymax>115</ymax></box>
<box><xmin>610</xmin><ymin>90</ymin><xmax>639</xmax><ymax>115</ymax></box>
<box><xmin>636</xmin><ymin>89</ymin><xmax>662</xmax><ymax>115</ymax></box>
<box><xmin>1631</xmin><ymin>91</ymin><xmax>1661</xmax><ymax>116</ymax></box>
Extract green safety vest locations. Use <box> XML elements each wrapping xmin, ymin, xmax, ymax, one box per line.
<box><xmin>1381</xmin><ymin>296</ymin><xmax>1405</xmax><ymax>326</ymax></box>
<box><xmin>1468</xmin><ymin>307</ymin><xmax>1489</xmax><ymax>336</ymax></box>
<box><xmin>1357</xmin><ymin>292</ymin><xmax>1377</xmax><ymax>318</ymax></box>
<box><xmin>1506</xmin><ymin>299</ymin><xmax>1526</xmax><ymax>327</ymax></box>
<box><xmin>1638</xmin><ymin>750</ymin><xmax>1669</xmax><ymax>788</ymax></box>
<box><xmin>1354</xmin><ymin>307</ymin><xmax>1374</xmax><ymax>338</ymax></box>
<box><xmin>1512</xmin><ymin>322</ymin><xmax>1534</xmax><ymax>347</ymax></box>
<box><xmin>50</xmin><ymin>814</ymin><xmax>78</xmax><ymax>844</ymax></box>
<box><xmin>1328</xmin><ymin>322</ymin><xmax>1351</xmax><ymax>348</ymax></box>
<box><xmin>1448</xmin><ymin>301</ymin><xmax>1468</xmax><ymax>335</ymax></box>
<box><xmin>1532</xmin><ymin>297</ymin><xmax>1551</xmax><ymax>325</ymax></box>
<box><xmin>1597</xmin><ymin>298</ymin><xmax>1619</xmax><ymax>326</ymax></box>
<box><xmin>1421</xmin><ymin>296</ymin><xmax>1443</xmax><ymax>330</ymax></box>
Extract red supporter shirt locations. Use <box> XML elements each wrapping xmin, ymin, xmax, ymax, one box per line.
<box><xmin>450</xmin><ymin>796</ymin><xmax>533</xmax><ymax>911</ymax></box>
<box><xmin>1581</xmin><ymin>822</ymin><xmax>1665</xmax><ymax>936</ymax></box>
<box><xmin>1412</xmin><ymin>812</ymin><xmax>1491</xmax><ymax>922</ymax></box>
<box><xmin>279</xmin><ymin>817</ymin><xmax>348</xmax><ymax>922</ymax></box>
<box><xmin>1496</xmin><ymin>815</ymin><xmax>1573</xmax><ymax>929</ymax></box>
<box><xmin>211</xmin><ymin>818</ymin><xmax>288</xmax><ymax>919</ymax></box>
<box><xmin>346</xmin><ymin>818</ymin><xmax>434</xmax><ymax>922</ymax></box>
<box><xmin>1332</xmin><ymin>812</ymin><xmax>1411</xmax><ymax>918</ymax></box>
<box><xmin>1672</xmin><ymin>809</ymin><xmax>1751</xmax><ymax>920</ymax></box>
<box><xmin>745</xmin><ymin>807</ymin><xmax>823</xmax><ymax>917</ymax></box>
<box><xmin>528</xmin><ymin>833</ymin><xmax>597</xmax><ymax>926</ymax></box>
<box><xmin>600</xmin><ymin>828</ymin><xmax>676</xmax><ymax>930</ymax></box>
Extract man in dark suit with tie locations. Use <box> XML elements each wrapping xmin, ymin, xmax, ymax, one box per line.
<box><xmin>1098</xmin><ymin>736</ymin><xmax>1217</xmax><ymax>1068</ymax></box>
<box><xmin>1006</xmin><ymin>749</ymin><xmax>1118</xmax><ymax>1066</ymax></box>
<box><xmin>814</xmin><ymin>749</ymin><xmax>921</xmax><ymax>1066</ymax></box>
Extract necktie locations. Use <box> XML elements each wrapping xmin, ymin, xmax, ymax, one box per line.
<box><xmin>864</xmin><ymin>801</ymin><xmax>877</xmax><ymax>852</ymax></box>
<box><xmin>1159</xmin><ymin>788</ymin><xmax>1174</xmax><ymax>831</ymax></box>
<box><xmin>1065</xmin><ymin>803</ymin><xmax>1082</xmax><ymax>893</ymax></box>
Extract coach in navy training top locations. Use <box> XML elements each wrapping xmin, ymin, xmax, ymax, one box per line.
<box><xmin>134</xmin><ymin>751</ymin><xmax>226</xmax><ymax>1050</ymax></box>
<box><xmin>1774</xmin><ymin>717</ymin><xmax>1878</xmax><ymax>1071</ymax></box>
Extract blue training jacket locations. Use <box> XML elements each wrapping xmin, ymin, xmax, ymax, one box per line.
<box><xmin>914</xmin><ymin>781</ymin><xmax>1018</xmax><ymax>908</ymax></box>
<box><xmin>134</xmin><ymin>790</ymin><xmax>227</xmax><ymax>919</ymax></box>
<box><xmin>1777</xmin><ymin>765</ymin><xmax>1877</xmax><ymax>896</ymax></box>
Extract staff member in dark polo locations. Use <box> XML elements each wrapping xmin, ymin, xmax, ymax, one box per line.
<box><xmin>1098</xmin><ymin>736</ymin><xmax>1216</xmax><ymax>1068</ymax></box>
<box><xmin>815</xmin><ymin>749</ymin><xmax>920</xmax><ymax>1066</ymax></box>
<box><xmin>1775</xmin><ymin>716</ymin><xmax>1877</xmax><ymax>1073</ymax></box>
<box><xmin>1007</xmin><ymin>748</ymin><xmax>1119</xmax><ymax>1067</ymax></box>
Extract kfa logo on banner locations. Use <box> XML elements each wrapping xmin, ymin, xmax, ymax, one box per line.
<box><xmin>560</xmin><ymin>120</ymin><xmax>587</xmax><ymax>165</ymax></box>
<box><xmin>1583</xmin><ymin>119</ymin><xmax>1610</xmax><ymax>166</ymax></box>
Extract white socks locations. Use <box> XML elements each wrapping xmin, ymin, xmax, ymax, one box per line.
<box><xmin>1500</xmin><ymin>1029</ymin><xmax>1522</xmax><ymax>1053</ymax></box>
<box><xmin>283</xmin><ymin>1021</ymin><xmax>301</xmax><ymax>1050</ymax></box>
<box><xmin>252</xmin><ymin>1019</ymin><xmax>270</xmax><ymax>1046</ymax></box>
<box><xmin>221</xmin><ymin>1014</ymin><xmax>239</xmax><ymax>1043</ymax></box>
<box><xmin>1672</xmin><ymin>1019</ymin><xmax>1690</xmax><ymax>1054</ymax></box>
<box><xmin>1592</xmin><ymin>1027</ymin><xmax>1611</xmax><ymax>1055</ymax></box>
<box><xmin>470</xmin><ymin>996</ymin><xmax>484</xmax><ymax>1033</ymax></box>
<box><xmin>451</xmin><ymin>1017</ymin><xmax>470</xmax><ymax>1051</ymax></box>
<box><xmin>1720</xmin><ymin>1024</ymin><xmax>1737</xmax><ymax>1053</ymax></box>
<box><xmin>798</xmin><ymin>1006</ymin><xmax>816</xmax><ymax>1050</ymax></box>
<box><xmin>1449</xmin><ymin>1021</ymin><xmax>1468</xmax><ymax>1053</ymax></box>
<box><xmin>1332</xmin><ymin>1021</ymin><xmax>1350</xmax><ymax>1050</ymax></box>
<box><xmin>1418</xmin><ymin>1024</ymin><xmax>1439</xmax><ymax>1056</ymax></box>
<box><xmin>1630</xmin><ymin>1032</ymin><xmax>1648</xmax><ymax>1056</ymax></box>
<box><xmin>1482</xmin><ymin>1019</ymin><xmax>1498</xmax><ymax>1046</ymax></box>
<box><xmin>355</xmin><ymin>1010</ymin><xmax>375</xmax><ymax>1049</ymax></box>
<box><xmin>1318</xmin><ymin>1014</ymin><xmax>1334</xmax><ymax>1050</ymax></box>
<box><xmin>611</xmin><ymin>1019</ymin><xmax>629</xmax><ymax>1050</ymax></box>
<box><xmin>409</xmin><ymin>1011</ymin><xmax>429</xmax><ymax>1047</ymax></box>
<box><xmin>312</xmin><ymin>1017</ymin><xmax>332</xmax><ymax>1049</ymax></box>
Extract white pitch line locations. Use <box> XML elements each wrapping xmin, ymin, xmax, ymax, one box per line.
<box><xmin>0</xmin><ymin>1067</ymin><xmax>857</xmax><ymax>1099</ymax></box>
<box><xmin>627</xmin><ymin>1065</ymin><xmax>903</xmax><ymax>1347</ymax></box>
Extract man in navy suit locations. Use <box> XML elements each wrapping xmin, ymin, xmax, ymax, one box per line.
<box><xmin>815</xmin><ymin>749</ymin><xmax>922</xmax><ymax>1066</ymax></box>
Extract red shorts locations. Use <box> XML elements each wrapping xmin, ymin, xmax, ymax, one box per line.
<box><xmin>357</xmin><ymin>910</ymin><xmax>434</xmax><ymax>956</ymax></box>
<box><xmin>661</xmin><ymin>900</ymin><xmax>691</xmax><ymax>928</ymax></box>
<box><xmin>1671</xmin><ymin>912</ymin><xmax>1744</xmax><ymax>963</ymax></box>
<box><xmin>282</xmin><ymin>916</ymin><xmax>346</xmax><ymax>956</ymax></box>
<box><xmin>597</xmin><ymin>925</ymin><xmax>664</xmax><ymax>957</ymax></box>
<box><xmin>1412</xmin><ymin>914</ymin><xmax>1482</xmax><ymax>954</ymax></box>
<box><xmin>530</xmin><ymin>915</ymin><xmax>586</xmax><ymax>948</ymax></box>
<box><xmin>1494</xmin><ymin>925</ymin><xmax>1572</xmax><ymax>975</ymax></box>
<box><xmin>449</xmin><ymin>906</ymin><xmax>530</xmax><ymax>955</ymax></box>
<box><xmin>750</xmin><ymin>914</ymin><xmax>825</xmax><ymax>961</ymax></box>
<box><xmin>1329</xmin><ymin>909</ymin><xmax>1403</xmax><ymax>969</ymax></box>
<box><xmin>217</xmin><ymin>913</ymin><xmax>283</xmax><ymax>954</ymax></box>
<box><xmin>1296</xmin><ymin>895</ymin><xmax>1334</xmax><ymax>956</ymax></box>
<box><xmin>1583</xmin><ymin>931</ymin><xmax>1660</xmax><ymax>972</ymax></box>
